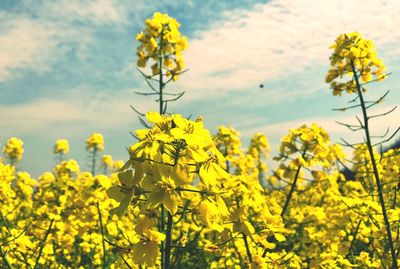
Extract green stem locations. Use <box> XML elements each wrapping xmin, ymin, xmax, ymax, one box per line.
<box><xmin>97</xmin><ymin>202</ymin><xmax>107</xmax><ymax>269</ymax></box>
<box><xmin>230</xmin><ymin>231</ymin><xmax>244</xmax><ymax>265</ymax></box>
<box><xmin>348</xmin><ymin>219</ymin><xmax>362</xmax><ymax>263</ymax></box>
<box><xmin>158</xmin><ymin>28</ymin><xmax>166</xmax><ymax>269</ymax></box>
<box><xmin>161</xmin><ymin>206</ymin><xmax>165</xmax><ymax>269</ymax></box>
<box><xmin>280</xmin><ymin>149</ymin><xmax>307</xmax><ymax>218</ymax></box>
<box><xmin>0</xmin><ymin>211</ymin><xmax>12</xmax><ymax>236</ymax></box>
<box><xmin>92</xmin><ymin>146</ymin><xmax>97</xmax><ymax>175</ymax></box>
<box><xmin>164</xmin><ymin>212</ymin><xmax>173</xmax><ymax>269</ymax></box>
<box><xmin>0</xmin><ymin>245</ymin><xmax>13</xmax><ymax>269</ymax></box>
<box><xmin>33</xmin><ymin>219</ymin><xmax>54</xmax><ymax>269</ymax></box>
<box><xmin>159</xmin><ymin>29</ymin><xmax>164</xmax><ymax>115</ymax></box>
<box><xmin>120</xmin><ymin>254</ymin><xmax>134</xmax><ymax>269</ymax></box>
<box><xmin>234</xmin><ymin>197</ymin><xmax>253</xmax><ymax>264</ymax></box>
<box><xmin>351</xmin><ymin>61</ymin><xmax>398</xmax><ymax>269</ymax></box>
<box><xmin>242</xmin><ymin>233</ymin><xmax>253</xmax><ymax>263</ymax></box>
<box><xmin>257</xmin><ymin>153</ymin><xmax>264</xmax><ymax>187</ymax></box>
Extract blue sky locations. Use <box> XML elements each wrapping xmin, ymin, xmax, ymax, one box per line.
<box><xmin>1</xmin><ymin>0</ymin><xmax>399</xmax><ymax>176</ymax></box>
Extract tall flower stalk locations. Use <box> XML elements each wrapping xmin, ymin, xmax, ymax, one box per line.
<box><xmin>136</xmin><ymin>13</ymin><xmax>188</xmax><ymax>269</ymax></box>
<box><xmin>86</xmin><ymin>133</ymin><xmax>104</xmax><ymax>175</ymax></box>
<box><xmin>327</xmin><ymin>32</ymin><xmax>399</xmax><ymax>268</ymax></box>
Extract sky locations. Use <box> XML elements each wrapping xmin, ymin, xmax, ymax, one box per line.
<box><xmin>0</xmin><ymin>0</ymin><xmax>399</xmax><ymax>177</ymax></box>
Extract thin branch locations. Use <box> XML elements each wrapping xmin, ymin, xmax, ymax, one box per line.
<box><xmin>339</xmin><ymin>138</ymin><xmax>364</xmax><ymax>149</ymax></box>
<box><xmin>134</xmin><ymin>91</ymin><xmax>159</xmax><ymax>96</ymax></box>
<box><xmin>164</xmin><ymin>92</ymin><xmax>185</xmax><ymax>103</ymax></box>
<box><xmin>368</xmin><ymin>106</ymin><xmax>397</xmax><ymax>120</ymax></box>
<box><xmin>120</xmin><ymin>255</ymin><xmax>134</xmax><ymax>269</ymax></box>
<box><xmin>130</xmin><ymin>105</ymin><xmax>146</xmax><ymax>117</ymax></box>
<box><xmin>137</xmin><ymin>115</ymin><xmax>151</xmax><ymax>129</ymax></box>
<box><xmin>163</xmin><ymin>102</ymin><xmax>168</xmax><ymax>114</ymax></box>
<box><xmin>332</xmin><ymin>103</ymin><xmax>361</xmax><ymax>112</ymax></box>
<box><xmin>370</xmin><ymin>127</ymin><xmax>390</xmax><ymax>139</ymax></box>
<box><xmin>365</xmin><ymin>90</ymin><xmax>390</xmax><ymax>109</ymax></box>
<box><xmin>348</xmin><ymin>95</ymin><xmax>360</xmax><ymax>103</ymax></box>
<box><xmin>164</xmin><ymin>69</ymin><xmax>189</xmax><ymax>84</ymax></box>
<box><xmin>361</xmin><ymin>73</ymin><xmax>392</xmax><ymax>86</ymax></box>
<box><xmin>335</xmin><ymin>120</ymin><xmax>363</xmax><ymax>131</ymax></box>
<box><xmin>373</xmin><ymin>127</ymin><xmax>400</xmax><ymax>147</ymax></box>
<box><xmin>33</xmin><ymin>219</ymin><xmax>54</xmax><ymax>269</ymax></box>
<box><xmin>0</xmin><ymin>245</ymin><xmax>13</xmax><ymax>269</ymax></box>
<box><xmin>136</xmin><ymin>68</ymin><xmax>159</xmax><ymax>92</ymax></box>
<box><xmin>1</xmin><ymin>222</ymin><xmax>32</xmax><ymax>246</ymax></box>
<box><xmin>97</xmin><ymin>202</ymin><xmax>107</xmax><ymax>269</ymax></box>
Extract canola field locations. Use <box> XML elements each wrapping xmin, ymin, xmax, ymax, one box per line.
<box><xmin>1</xmin><ymin>12</ymin><xmax>399</xmax><ymax>269</ymax></box>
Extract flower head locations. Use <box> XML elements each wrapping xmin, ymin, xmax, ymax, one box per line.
<box><xmin>326</xmin><ymin>32</ymin><xmax>386</xmax><ymax>96</ymax></box>
<box><xmin>101</xmin><ymin>154</ymin><xmax>113</xmax><ymax>169</ymax></box>
<box><xmin>86</xmin><ymin>133</ymin><xmax>104</xmax><ymax>151</ymax></box>
<box><xmin>54</xmin><ymin>139</ymin><xmax>70</xmax><ymax>155</ymax></box>
<box><xmin>136</xmin><ymin>12</ymin><xmax>188</xmax><ymax>80</ymax></box>
<box><xmin>3</xmin><ymin>137</ymin><xmax>24</xmax><ymax>162</ymax></box>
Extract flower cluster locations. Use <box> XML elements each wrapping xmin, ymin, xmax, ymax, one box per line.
<box><xmin>0</xmin><ymin>120</ymin><xmax>398</xmax><ymax>268</ymax></box>
<box><xmin>54</xmin><ymin>139</ymin><xmax>70</xmax><ymax>155</ymax></box>
<box><xmin>86</xmin><ymin>132</ymin><xmax>105</xmax><ymax>151</ymax></box>
<box><xmin>0</xmin><ymin>139</ymin><xmax>141</xmax><ymax>268</ymax></box>
<box><xmin>2</xmin><ymin>137</ymin><xmax>24</xmax><ymax>162</ymax></box>
<box><xmin>136</xmin><ymin>12</ymin><xmax>188</xmax><ymax>80</ymax></box>
<box><xmin>101</xmin><ymin>154</ymin><xmax>113</xmax><ymax>168</ymax></box>
<box><xmin>108</xmin><ymin>112</ymin><xmax>229</xmax><ymax>216</ymax></box>
<box><xmin>274</xmin><ymin>123</ymin><xmax>344</xmax><ymax>169</ymax></box>
<box><xmin>326</xmin><ymin>32</ymin><xmax>386</xmax><ymax>96</ymax></box>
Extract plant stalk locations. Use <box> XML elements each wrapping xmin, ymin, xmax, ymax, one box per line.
<box><xmin>351</xmin><ymin>61</ymin><xmax>398</xmax><ymax>268</ymax></box>
<box><xmin>164</xmin><ymin>212</ymin><xmax>173</xmax><ymax>269</ymax></box>
<box><xmin>92</xmin><ymin>146</ymin><xmax>97</xmax><ymax>175</ymax></box>
<box><xmin>280</xmin><ymin>149</ymin><xmax>307</xmax><ymax>218</ymax></box>
<box><xmin>33</xmin><ymin>219</ymin><xmax>54</xmax><ymax>269</ymax></box>
<box><xmin>97</xmin><ymin>202</ymin><xmax>107</xmax><ymax>269</ymax></box>
<box><xmin>243</xmin><ymin>233</ymin><xmax>253</xmax><ymax>263</ymax></box>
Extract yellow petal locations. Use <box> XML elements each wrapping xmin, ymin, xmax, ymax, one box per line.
<box><xmin>146</xmin><ymin>111</ymin><xmax>163</xmax><ymax>124</ymax></box>
<box><xmin>118</xmin><ymin>170</ymin><xmax>134</xmax><ymax>186</ymax></box>
<box><xmin>109</xmin><ymin>191</ymin><xmax>133</xmax><ymax>216</ymax></box>
<box><xmin>163</xmin><ymin>189</ymin><xmax>180</xmax><ymax>215</ymax></box>
<box><xmin>274</xmin><ymin>233</ymin><xmax>286</xmax><ymax>242</ymax></box>
<box><xmin>106</xmin><ymin>186</ymin><xmax>124</xmax><ymax>202</ymax></box>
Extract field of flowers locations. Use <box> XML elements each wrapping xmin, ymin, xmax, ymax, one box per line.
<box><xmin>1</xmin><ymin>12</ymin><xmax>399</xmax><ymax>269</ymax></box>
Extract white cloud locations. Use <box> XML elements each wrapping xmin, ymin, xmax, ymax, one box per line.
<box><xmin>0</xmin><ymin>0</ymin><xmax>129</xmax><ymax>82</ymax></box>
<box><xmin>41</xmin><ymin>0</ymin><xmax>129</xmax><ymax>25</ymax></box>
<box><xmin>0</xmin><ymin>12</ymin><xmax>95</xmax><ymax>82</ymax></box>
<box><xmin>179</xmin><ymin>0</ymin><xmax>400</xmax><ymax>97</ymax></box>
<box><xmin>0</xmin><ymin>18</ymin><xmax>58</xmax><ymax>81</ymax></box>
<box><xmin>0</xmin><ymin>87</ymin><xmax>155</xmax><ymax>137</ymax></box>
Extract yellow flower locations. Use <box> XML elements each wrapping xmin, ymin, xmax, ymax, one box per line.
<box><xmin>199</xmin><ymin>199</ymin><xmax>225</xmax><ymax>232</ymax></box>
<box><xmin>54</xmin><ymin>159</ymin><xmax>80</xmax><ymax>179</ymax></box>
<box><xmin>107</xmin><ymin>165</ymin><xmax>144</xmax><ymax>216</ymax></box>
<box><xmin>250</xmin><ymin>255</ymin><xmax>268</xmax><ymax>269</ymax></box>
<box><xmin>101</xmin><ymin>154</ymin><xmax>113</xmax><ymax>168</ymax></box>
<box><xmin>327</xmin><ymin>32</ymin><xmax>386</xmax><ymax>96</ymax></box>
<box><xmin>86</xmin><ymin>132</ymin><xmax>104</xmax><ymax>151</ymax></box>
<box><xmin>113</xmin><ymin>160</ymin><xmax>124</xmax><ymax>170</ymax></box>
<box><xmin>136</xmin><ymin>12</ymin><xmax>188</xmax><ymax>80</ymax></box>
<box><xmin>54</xmin><ymin>138</ymin><xmax>69</xmax><ymax>154</ymax></box>
<box><xmin>3</xmin><ymin>137</ymin><xmax>24</xmax><ymax>162</ymax></box>
<box><xmin>147</xmin><ymin>176</ymin><xmax>180</xmax><ymax>215</ymax></box>
<box><xmin>131</xmin><ymin>239</ymin><xmax>160</xmax><ymax>267</ymax></box>
<box><xmin>131</xmin><ymin>216</ymin><xmax>165</xmax><ymax>267</ymax></box>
